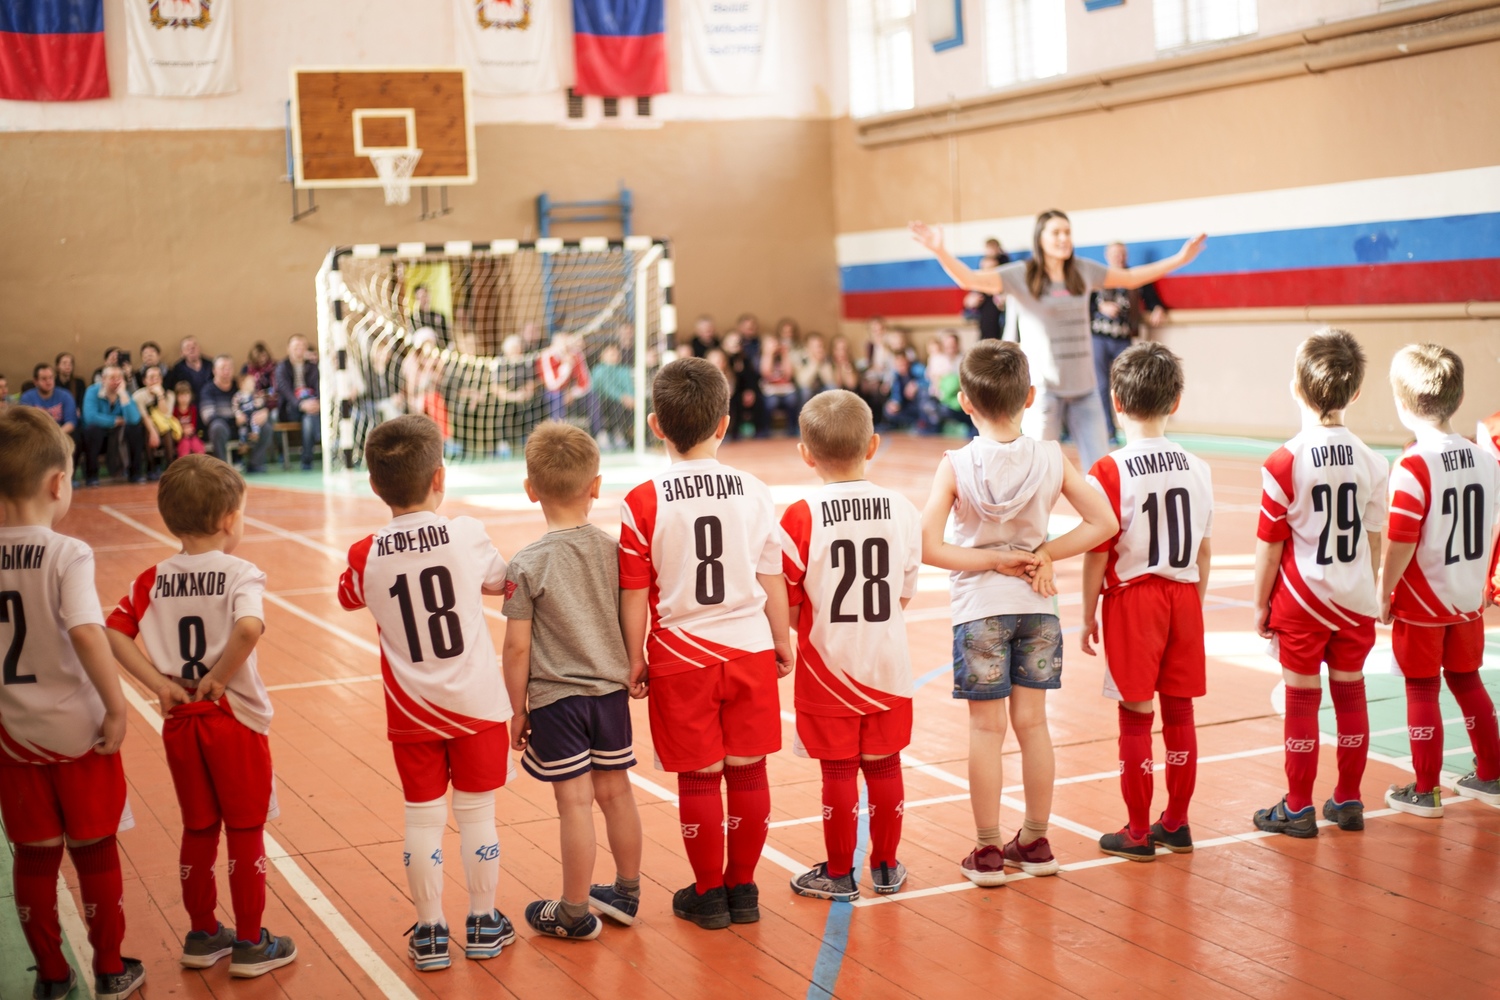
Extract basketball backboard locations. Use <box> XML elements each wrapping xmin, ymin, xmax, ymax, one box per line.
<box><xmin>289</xmin><ymin>67</ymin><xmax>476</xmax><ymax>189</ymax></box>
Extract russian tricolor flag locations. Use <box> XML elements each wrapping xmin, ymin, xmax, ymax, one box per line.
<box><xmin>0</xmin><ymin>0</ymin><xmax>108</xmax><ymax>102</ymax></box>
<box><xmin>572</xmin><ymin>0</ymin><xmax>667</xmax><ymax>97</ymax></box>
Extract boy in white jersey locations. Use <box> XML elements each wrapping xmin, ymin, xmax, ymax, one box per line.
<box><xmin>781</xmin><ymin>391</ymin><xmax>922</xmax><ymax>901</ymax></box>
<box><xmin>1081</xmin><ymin>343</ymin><xmax>1213</xmax><ymax>860</ymax></box>
<box><xmin>338</xmin><ymin>415</ymin><xmax>515</xmax><ymax>970</ymax></box>
<box><xmin>922</xmin><ymin>342</ymin><xmax>1116</xmax><ymax>885</ymax></box>
<box><xmin>107</xmin><ymin>456</ymin><xmax>297</xmax><ymax>977</ymax></box>
<box><xmin>0</xmin><ymin>407</ymin><xmax>142</xmax><ymax>1000</ymax></box>
<box><xmin>1249</xmin><ymin>330</ymin><xmax>1387</xmax><ymax>838</ymax></box>
<box><xmin>619</xmin><ymin>358</ymin><xmax>792</xmax><ymax>930</ymax></box>
<box><xmin>1380</xmin><ymin>345</ymin><xmax>1500</xmax><ymax>816</ymax></box>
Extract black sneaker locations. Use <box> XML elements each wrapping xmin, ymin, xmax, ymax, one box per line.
<box><xmin>790</xmin><ymin>862</ymin><xmax>859</xmax><ymax>903</ymax></box>
<box><xmin>726</xmin><ymin>882</ymin><xmax>760</xmax><ymax>924</ymax></box>
<box><xmin>589</xmin><ymin>883</ymin><xmax>640</xmax><ymax>926</ymax></box>
<box><xmin>1098</xmin><ymin>827</ymin><xmax>1155</xmax><ymax>862</ymax></box>
<box><xmin>95</xmin><ymin>958</ymin><xmax>145</xmax><ymax>1000</ymax></box>
<box><xmin>404</xmin><ymin>921</ymin><xmax>451</xmax><ymax>972</ymax></box>
<box><xmin>1252</xmin><ymin>797</ymin><xmax>1318</xmax><ymax>838</ymax></box>
<box><xmin>1322</xmin><ymin>797</ymin><xmax>1365</xmax><ymax>831</ymax></box>
<box><xmin>465</xmin><ymin>909</ymin><xmax>516</xmax><ymax>958</ymax></box>
<box><xmin>1149</xmin><ymin>817</ymin><xmax>1195</xmax><ymax>854</ymax></box>
<box><xmin>31</xmin><ymin>967</ymin><xmax>75</xmax><ymax>1000</ymax></box>
<box><xmin>524</xmin><ymin>899</ymin><xmax>602</xmax><ymax>940</ymax></box>
<box><xmin>671</xmin><ymin>883</ymin><xmax>731</xmax><ymax>930</ymax></box>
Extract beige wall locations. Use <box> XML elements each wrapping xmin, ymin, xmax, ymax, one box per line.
<box><xmin>0</xmin><ymin>119</ymin><xmax>840</xmax><ymax>376</ymax></box>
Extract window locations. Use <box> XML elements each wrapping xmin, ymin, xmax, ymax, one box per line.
<box><xmin>848</xmin><ymin>0</ymin><xmax>915</xmax><ymax>118</ymax></box>
<box><xmin>1155</xmin><ymin>0</ymin><xmax>1257</xmax><ymax>51</ymax></box>
<box><xmin>985</xmin><ymin>0</ymin><xmax>1067</xmax><ymax>89</ymax></box>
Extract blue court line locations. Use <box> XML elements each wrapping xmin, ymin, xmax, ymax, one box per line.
<box><xmin>914</xmin><ymin>662</ymin><xmax>951</xmax><ymax>691</ymax></box>
<box><xmin>806</xmin><ymin>788</ymin><xmax>870</xmax><ymax>1000</ymax></box>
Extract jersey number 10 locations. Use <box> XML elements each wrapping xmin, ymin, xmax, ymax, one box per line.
<box><xmin>1141</xmin><ymin>489</ymin><xmax>1194</xmax><ymax>569</ymax></box>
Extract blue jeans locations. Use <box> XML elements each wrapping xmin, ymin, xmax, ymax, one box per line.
<box><xmin>951</xmin><ymin>614</ymin><xmax>1064</xmax><ymax>700</ymax></box>
<box><xmin>1023</xmin><ymin>387</ymin><xmax>1111</xmax><ymax>474</ymax></box>
<box><xmin>1092</xmin><ymin>335</ymin><xmax>1133</xmax><ymax>442</ymax></box>
<box><xmin>545</xmin><ymin>389</ymin><xmax>601</xmax><ymax>436</ymax></box>
<box><xmin>298</xmin><ymin>411</ymin><xmax>321</xmax><ymax>469</ymax></box>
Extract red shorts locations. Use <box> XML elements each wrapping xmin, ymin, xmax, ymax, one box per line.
<box><xmin>1392</xmin><ymin>618</ymin><xmax>1485</xmax><ymax>679</ymax></box>
<box><xmin>1101</xmin><ymin>576</ymin><xmax>1206</xmax><ymax>702</ymax></box>
<box><xmin>0</xmin><ymin>751</ymin><xmax>131</xmax><ymax>844</ymax></box>
<box><xmin>1272</xmin><ymin>621</ymin><xmax>1377</xmax><ymax>677</ymax></box>
<box><xmin>795</xmin><ymin>699</ymin><xmax>912</xmax><ymax>760</ymax></box>
<box><xmin>392</xmin><ymin>721</ymin><xmax>510</xmax><ymax>803</ymax></box>
<box><xmin>163</xmin><ymin>701</ymin><xmax>276</xmax><ymax>830</ymax></box>
<box><xmin>648</xmin><ymin>651</ymin><xmax>781</xmax><ymax>772</ymax></box>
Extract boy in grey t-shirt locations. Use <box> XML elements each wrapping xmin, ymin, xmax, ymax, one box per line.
<box><xmin>502</xmin><ymin>422</ymin><xmax>644</xmax><ymax>940</ymax></box>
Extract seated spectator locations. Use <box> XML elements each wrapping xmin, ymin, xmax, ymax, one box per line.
<box><xmin>54</xmin><ymin>352</ymin><xmax>86</xmax><ymax>410</ymax></box>
<box><xmin>235</xmin><ymin>373</ymin><xmax>270</xmax><ymax>448</ymax></box>
<box><xmin>793</xmin><ymin>332</ymin><xmax>834</xmax><ymax>400</ymax></box>
<box><xmin>131</xmin><ymin>365</ymin><xmax>176</xmax><ymax>480</ymax></box>
<box><xmin>880</xmin><ymin>353</ymin><xmax>926</xmax><ymax>432</ymax></box>
<box><xmin>170</xmin><ymin>336</ymin><xmax>213</xmax><ymax>403</ymax></box>
<box><xmin>689</xmin><ymin>315</ymin><xmax>719</xmax><ymax>358</ymax></box>
<box><xmin>520</xmin><ymin>320</ymin><xmax>545</xmax><ymax>354</ymax></box>
<box><xmin>81</xmin><ymin>365</ymin><xmax>146</xmax><ymax>485</ymax></box>
<box><xmin>735</xmin><ymin>313</ymin><xmax>763</xmax><ymax>370</ymax></box>
<box><xmin>0</xmin><ymin>373</ymin><xmax>9</xmax><ymax>409</ymax></box>
<box><xmin>493</xmin><ymin>333</ymin><xmax>540</xmax><ymax>455</ymax></box>
<box><xmin>774</xmin><ymin>318</ymin><xmax>802</xmax><ymax>356</ymax></box>
<box><xmin>721</xmin><ymin>331</ymin><xmax>762</xmax><ymax>441</ymax></box>
<box><xmin>829</xmin><ymin>335</ymin><xmax>861</xmax><ymax>394</ymax></box>
<box><xmin>138</xmin><ymin>341</ymin><xmax>168</xmax><ymax>385</ymax></box>
<box><xmin>407</xmin><ymin>284</ymin><xmax>451</xmax><ymax>346</ymax></box>
<box><xmin>538</xmin><ymin>333</ymin><xmax>601</xmax><ymax>438</ymax></box>
<box><xmin>759</xmin><ymin>331</ymin><xmax>800</xmax><ymax>436</ymax></box>
<box><xmin>20</xmin><ymin>363</ymin><xmax>77</xmax><ymax>434</ymax></box>
<box><xmin>706</xmin><ymin>347</ymin><xmax>732</xmax><ymax>385</ymax></box>
<box><xmin>592</xmin><ymin>343</ymin><xmax>635</xmax><ymax>449</ymax></box>
<box><xmin>203</xmin><ymin>354</ymin><xmax>274</xmax><ymax>471</ymax></box>
<box><xmin>172</xmin><ymin>381</ymin><xmax>205</xmax><ymax>457</ymax></box>
<box><xmin>273</xmin><ymin>334</ymin><xmax>320</xmax><ymax>471</ymax></box>
<box><xmin>92</xmin><ymin>347</ymin><xmax>141</xmax><ymax>394</ymax></box>
<box><xmin>616</xmin><ymin>321</ymin><xmax>638</xmax><ymax>367</ymax></box>
<box><xmin>921</xmin><ymin>330</ymin><xmax>969</xmax><ymax>435</ymax></box>
<box><xmin>242</xmin><ymin>341</ymin><xmax>278</xmax><ymax>408</ymax></box>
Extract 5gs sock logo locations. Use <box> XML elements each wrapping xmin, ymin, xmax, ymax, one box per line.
<box><xmin>1165</xmin><ymin>751</ymin><xmax>1190</xmax><ymax>766</ymax></box>
<box><xmin>1284</xmin><ymin>738</ymin><xmax>1318</xmax><ymax>753</ymax></box>
<box><xmin>1337</xmin><ymin>734</ymin><xmax>1365</xmax><ymax>747</ymax></box>
<box><xmin>1408</xmin><ymin>726</ymin><xmax>1436</xmax><ymax>740</ymax></box>
<box><xmin>474</xmin><ymin>843</ymin><xmax>500</xmax><ymax>863</ymax></box>
<box><xmin>680</xmin><ymin>823</ymin><xmax>700</xmax><ymax>839</ymax></box>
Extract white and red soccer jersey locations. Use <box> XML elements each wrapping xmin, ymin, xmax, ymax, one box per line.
<box><xmin>781</xmin><ymin>482</ymin><xmax>921</xmax><ymax>717</ymax></box>
<box><xmin>339</xmin><ymin>512</ymin><xmax>511</xmax><ymax>743</ymax></box>
<box><xmin>1088</xmin><ymin>437</ymin><xmax>1214</xmax><ymax>592</ymax></box>
<box><xmin>106</xmin><ymin>550</ymin><xmax>273</xmax><ymax>734</ymax></box>
<box><xmin>1387</xmin><ymin>427</ymin><xmax>1500</xmax><ymax>625</ymax></box>
<box><xmin>0</xmin><ymin>525</ymin><xmax>108</xmax><ymax>763</ymax></box>
<box><xmin>1256</xmin><ymin>426</ymin><xmax>1388</xmax><ymax>630</ymax></box>
<box><xmin>619</xmin><ymin>459</ymin><xmax>782</xmax><ymax>678</ymax></box>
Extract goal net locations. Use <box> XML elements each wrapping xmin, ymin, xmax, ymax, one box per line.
<box><xmin>315</xmin><ymin>237</ymin><xmax>675</xmax><ymax>473</ymax></box>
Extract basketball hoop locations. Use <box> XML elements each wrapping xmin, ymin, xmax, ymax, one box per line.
<box><xmin>368</xmin><ymin>148</ymin><xmax>422</xmax><ymax>205</ymax></box>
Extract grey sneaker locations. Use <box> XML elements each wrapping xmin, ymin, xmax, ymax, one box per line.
<box><xmin>95</xmin><ymin>958</ymin><xmax>145</xmax><ymax>1000</ymax></box>
<box><xmin>31</xmin><ymin>968</ymin><xmax>75</xmax><ymax>1000</ymax></box>
<box><xmin>870</xmin><ymin>861</ymin><xmax>908</xmax><ymax>895</ymax></box>
<box><xmin>790</xmin><ymin>862</ymin><xmax>859</xmax><ymax>902</ymax></box>
<box><xmin>1252</xmin><ymin>797</ymin><xmax>1319</xmax><ymax>839</ymax></box>
<box><xmin>1385</xmin><ymin>782</ymin><xmax>1443</xmax><ymax>818</ymax></box>
<box><xmin>1322</xmin><ymin>798</ymin><xmax>1365</xmax><ymax>831</ymax></box>
<box><xmin>229</xmin><ymin>928</ymin><xmax>298</xmax><ymax>978</ymax></box>
<box><xmin>180</xmin><ymin>922</ymin><xmax>235</xmax><ymax>968</ymax></box>
<box><xmin>1454</xmin><ymin>771</ymin><xmax>1500</xmax><ymax>806</ymax></box>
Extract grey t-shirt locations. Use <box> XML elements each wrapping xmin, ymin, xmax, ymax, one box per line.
<box><xmin>502</xmin><ymin>524</ymin><xmax>630</xmax><ymax>710</ymax></box>
<box><xmin>997</xmin><ymin>257</ymin><xmax>1109</xmax><ymax>398</ymax></box>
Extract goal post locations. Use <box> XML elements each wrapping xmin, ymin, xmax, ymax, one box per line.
<box><xmin>315</xmin><ymin>236</ymin><xmax>676</xmax><ymax>475</ymax></box>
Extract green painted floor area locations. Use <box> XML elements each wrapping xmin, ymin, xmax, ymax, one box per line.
<box><xmin>0</xmin><ymin>819</ymin><xmax>89</xmax><ymax>999</ymax></box>
<box><xmin>1321</xmin><ymin>667</ymin><xmax>1500</xmax><ymax>779</ymax></box>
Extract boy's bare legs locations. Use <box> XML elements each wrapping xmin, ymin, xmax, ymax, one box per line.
<box><xmin>554</xmin><ymin>775</ymin><xmax>598</xmax><ymax>909</ymax></box>
<box><xmin>591</xmin><ymin>769</ymin><xmax>643</xmax><ymax>884</ymax></box>
<box><xmin>1009</xmin><ymin>687</ymin><xmax>1055</xmax><ymax>843</ymax></box>
<box><xmin>967</xmin><ymin>700</ymin><xmax>1008</xmax><ymax>845</ymax></box>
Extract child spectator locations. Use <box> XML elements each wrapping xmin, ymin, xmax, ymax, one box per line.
<box><xmin>921</xmin><ymin>341</ymin><xmax>1116</xmax><ymax>884</ymax></box>
<box><xmin>829</xmin><ymin>335</ymin><xmax>862</xmax><ymax>394</ymax></box>
<box><xmin>106</xmin><ymin>455</ymin><xmax>296</xmax><ymax>977</ymax></box>
<box><xmin>538</xmin><ymin>334</ymin><xmax>602</xmax><ymax>439</ymax></box>
<box><xmin>759</xmin><ymin>331</ymin><xmax>800</xmax><ymax>436</ymax></box>
<box><xmin>234</xmin><ymin>374</ymin><xmax>269</xmax><ymax>448</ymax></box>
<box><xmin>338</xmin><ymin>415</ymin><xmax>516</xmax><ymax>970</ymax></box>
<box><xmin>501</xmin><ymin>422</ymin><xmax>644</xmax><ymax>939</ymax></box>
<box><xmin>881</xmin><ymin>352</ymin><xmax>925</xmax><ymax>432</ymax></box>
<box><xmin>591</xmin><ymin>343</ymin><xmax>635</xmax><ymax>450</ymax></box>
<box><xmin>131</xmin><ymin>365</ymin><xmax>176</xmax><ymax>480</ymax></box>
<box><xmin>1248</xmin><ymin>330</ymin><xmax>1386</xmax><ymax>837</ymax></box>
<box><xmin>1381</xmin><ymin>344</ymin><xmax>1500</xmax><ymax>815</ymax></box>
<box><xmin>721</xmin><ymin>332</ymin><xmax>763</xmax><ymax>441</ymax></box>
<box><xmin>173</xmin><ymin>381</ymin><xmax>206</xmax><ymax>457</ymax></box>
<box><xmin>1080</xmin><ymin>343</ymin><xmax>1215</xmax><ymax>859</ymax></box>
<box><xmin>781</xmin><ymin>391</ymin><xmax>922</xmax><ymax>900</ymax></box>
<box><xmin>619</xmin><ymin>358</ymin><xmax>793</xmax><ymax>929</ymax></box>
<box><xmin>793</xmin><ymin>332</ymin><xmax>834</xmax><ymax>400</ymax></box>
<box><xmin>0</xmin><ymin>406</ymin><xmax>141</xmax><ymax>1000</ymax></box>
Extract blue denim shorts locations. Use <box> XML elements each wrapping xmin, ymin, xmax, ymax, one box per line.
<box><xmin>952</xmin><ymin>614</ymin><xmax>1064</xmax><ymax>700</ymax></box>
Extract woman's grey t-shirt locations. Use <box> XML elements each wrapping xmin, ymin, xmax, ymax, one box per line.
<box><xmin>996</xmin><ymin>257</ymin><xmax>1109</xmax><ymax>397</ymax></box>
<box><xmin>502</xmin><ymin>523</ymin><xmax>630</xmax><ymax>710</ymax></box>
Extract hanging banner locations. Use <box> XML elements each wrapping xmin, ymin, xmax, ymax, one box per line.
<box><xmin>125</xmin><ymin>0</ymin><xmax>236</xmax><ymax>97</ymax></box>
<box><xmin>0</xmin><ymin>0</ymin><xmax>109</xmax><ymax>102</ymax></box>
<box><xmin>455</xmin><ymin>0</ymin><xmax>565</xmax><ymax>95</ymax></box>
<box><xmin>681</xmin><ymin>0</ymin><xmax>776</xmax><ymax>95</ymax></box>
<box><xmin>572</xmin><ymin>0</ymin><xmax>666</xmax><ymax>97</ymax></box>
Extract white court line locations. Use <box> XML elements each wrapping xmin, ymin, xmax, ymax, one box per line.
<box><xmin>266</xmin><ymin>674</ymin><xmax>381</xmax><ymax>693</ymax></box>
<box><xmin>56</xmin><ymin>879</ymin><xmax>95</xmax><ymax>998</ymax></box>
<box><xmin>898</xmin><ymin>751</ymin><xmax>1106</xmax><ymax>841</ymax></box>
<box><xmin>625</xmin><ymin>769</ymin><xmax>807</xmax><ymax>875</ymax></box>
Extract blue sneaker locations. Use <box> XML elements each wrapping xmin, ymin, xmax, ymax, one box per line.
<box><xmin>405</xmin><ymin>922</ymin><xmax>451</xmax><ymax>971</ymax></box>
<box><xmin>1252</xmin><ymin>797</ymin><xmax>1318</xmax><ymax>838</ymax></box>
<box><xmin>525</xmin><ymin>899</ymin><xmax>602</xmax><ymax>940</ymax></box>
<box><xmin>588</xmin><ymin>883</ymin><xmax>640</xmax><ymax>926</ymax></box>
<box><xmin>464</xmin><ymin>909</ymin><xmax>516</xmax><ymax>959</ymax></box>
<box><xmin>229</xmin><ymin>929</ymin><xmax>297</xmax><ymax>978</ymax></box>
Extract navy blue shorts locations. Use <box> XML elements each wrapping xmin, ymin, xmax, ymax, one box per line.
<box><xmin>522</xmin><ymin>689</ymin><xmax>636</xmax><ymax>783</ymax></box>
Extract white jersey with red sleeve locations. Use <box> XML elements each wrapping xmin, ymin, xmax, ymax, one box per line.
<box><xmin>106</xmin><ymin>550</ymin><xmax>273</xmax><ymax>734</ymax></box>
<box><xmin>1256</xmin><ymin>426</ymin><xmax>1387</xmax><ymax>630</ymax></box>
<box><xmin>619</xmin><ymin>459</ymin><xmax>782</xmax><ymax>678</ymax></box>
<box><xmin>781</xmin><ymin>482</ymin><xmax>921</xmax><ymax>717</ymax></box>
<box><xmin>1387</xmin><ymin>427</ymin><xmax>1500</xmax><ymax>625</ymax></box>
<box><xmin>338</xmin><ymin>511</ymin><xmax>511</xmax><ymax>742</ymax></box>
<box><xmin>0</xmin><ymin>525</ymin><xmax>108</xmax><ymax>763</ymax></box>
<box><xmin>1088</xmin><ymin>437</ymin><xmax>1214</xmax><ymax>592</ymax></box>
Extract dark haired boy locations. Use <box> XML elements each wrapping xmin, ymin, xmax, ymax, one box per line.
<box><xmin>1248</xmin><ymin>329</ymin><xmax>1388</xmax><ymax>836</ymax></box>
<box><xmin>338</xmin><ymin>415</ymin><xmax>516</xmax><ymax>970</ymax></box>
<box><xmin>107</xmin><ymin>455</ymin><xmax>297</xmax><ymax>976</ymax></box>
<box><xmin>1080</xmin><ymin>341</ymin><xmax>1214</xmax><ymax>860</ymax></box>
<box><xmin>619</xmin><ymin>358</ymin><xmax>792</xmax><ymax>929</ymax></box>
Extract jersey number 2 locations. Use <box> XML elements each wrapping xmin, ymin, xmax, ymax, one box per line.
<box><xmin>0</xmin><ymin>591</ymin><xmax>33</xmax><ymax>686</ymax></box>
<box><xmin>829</xmin><ymin>538</ymin><xmax>891</xmax><ymax>623</ymax></box>
<box><xmin>391</xmin><ymin>568</ymin><xmax>465</xmax><ymax>662</ymax></box>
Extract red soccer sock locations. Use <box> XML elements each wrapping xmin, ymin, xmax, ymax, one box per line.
<box><xmin>819</xmin><ymin>758</ymin><xmax>860</xmax><ymax>878</ymax></box>
<box><xmin>1159</xmin><ymin>696</ymin><xmax>1197</xmax><ymax>830</ymax></box>
<box><xmin>677</xmin><ymin>770</ymin><xmax>726</xmax><ymax>893</ymax></box>
<box><xmin>1329</xmin><ymin>678</ymin><xmax>1370</xmax><ymax>803</ymax></box>
<box><xmin>723</xmin><ymin>760</ymin><xmax>770</xmax><ymax>888</ymax></box>
<box><xmin>179</xmin><ymin>825</ymin><xmax>220</xmax><ymax>935</ymax></box>
<box><xmin>69</xmin><ymin>836</ymin><xmax>125</xmax><ymax>976</ymax></box>
<box><xmin>226</xmin><ymin>826</ymin><xmax>267</xmax><ymax>943</ymax></box>
<box><xmin>14</xmin><ymin>843</ymin><xmax>68</xmax><ymax>982</ymax></box>
<box><xmin>1283</xmin><ymin>686</ymin><xmax>1322</xmax><ymax>813</ymax></box>
<box><xmin>1445</xmin><ymin>670</ymin><xmax>1500</xmax><ymax>782</ymax></box>
<box><xmin>1405</xmin><ymin>677</ymin><xmax>1444</xmax><ymax>794</ymax></box>
<box><xmin>1117</xmin><ymin>706</ymin><xmax>1155</xmax><ymax>838</ymax></box>
<box><xmin>861</xmin><ymin>753</ymin><xmax>905</xmax><ymax>870</ymax></box>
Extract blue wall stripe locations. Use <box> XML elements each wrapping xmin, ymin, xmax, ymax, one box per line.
<box><xmin>0</xmin><ymin>0</ymin><xmax>102</xmax><ymax>35</ymax></box>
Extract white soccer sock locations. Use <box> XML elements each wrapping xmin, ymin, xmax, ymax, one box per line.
<box><xmin>451</xmin><ymin>790</ymin><xmax>500</xmax><ymax>917</ymax></box>
<box><xmin>403</xmin><ymin>798</ymin><xmax>448</xmax><ymax>926</ymax></box>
